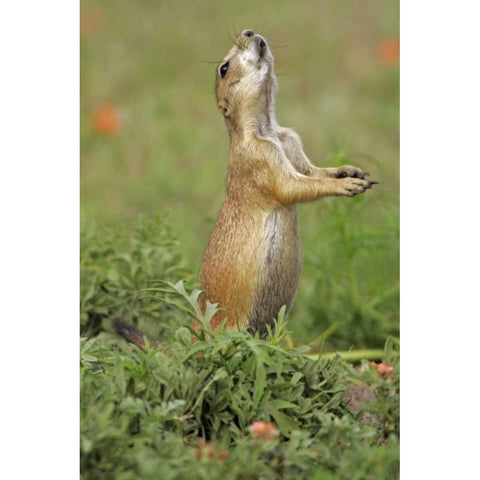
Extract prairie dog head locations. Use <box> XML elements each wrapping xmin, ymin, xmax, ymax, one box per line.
<box><xmin>215</xmin><ymin>29</ymin><xmax>277</xmax><ymax>121</ymax></box>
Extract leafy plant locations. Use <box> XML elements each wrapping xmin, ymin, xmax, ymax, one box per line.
<box><xmin>81</xmin><ymin>276</ymin><xmax>399</xmax><ymax>480</ymax></box>
<box><xmin>80</xmin><ymin>215</ymin><xmax>190</xmax><ymax>337</ymax></box>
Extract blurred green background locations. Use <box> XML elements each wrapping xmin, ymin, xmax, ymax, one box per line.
<box><xmin>81</xmin><ymin>0</ymin><xmax>399</xmax><ymax>350</ymax></box>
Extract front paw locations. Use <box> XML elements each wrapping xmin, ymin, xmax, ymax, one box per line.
<box><xmin>335</xmin><ymin>177</ymin><xmax>378</xmax><ymax>197</ymax></box>
<box><xmin>335</xmin><ymin>165</ymin><xmax>368</xmax><ymax>179</ymax></box>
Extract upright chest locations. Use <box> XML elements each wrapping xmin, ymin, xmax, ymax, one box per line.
<box><xmin>261</xmin><ymin>206</ymin><xmax>301</xmax><ymax>266</ymax></box>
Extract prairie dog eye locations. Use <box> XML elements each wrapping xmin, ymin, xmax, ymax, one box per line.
<box><xmin>220</xmin><ymin>62</ymin><xmax>229</xmax><ymax>78</ymax></box>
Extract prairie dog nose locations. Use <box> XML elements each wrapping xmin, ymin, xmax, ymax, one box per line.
<box><xmin>241</xmin><ymin>29</ymin><xmax>254</xmax><ymax>37</ymax></box>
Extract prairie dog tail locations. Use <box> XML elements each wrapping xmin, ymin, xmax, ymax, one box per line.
<box><xmin>112</xmin><ymin>318</ymin><xmax>154</xmax><ymax>353</ymax></box>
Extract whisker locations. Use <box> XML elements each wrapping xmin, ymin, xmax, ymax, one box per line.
<box><xmin>260</xmin><ymin>18</ymin><xmax>267</xmax><ymax>36</ymax></box>
<box><xmin>261</xmin><ymin>23</ymin><xmax>274</xmax><ymax>38</ymax></box>
<box><xmin>253</xmin><ymin>18</ymin><xmax>259</xmax><ymax>35</ymax></box>
<box><xmin>226</xmin><ymin>22</ymin><xmax>236</xmax><ymax>44</ymax></box>
<box><xmin>269</xmin><ymin>43</ymin><xmax>295</xmax><ymax>49</ymax></box>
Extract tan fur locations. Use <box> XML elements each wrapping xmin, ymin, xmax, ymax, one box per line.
<box><xmin>198</xmin><ymin>30</ymin><xmax>376</xmax><ymax>337</ymax></box>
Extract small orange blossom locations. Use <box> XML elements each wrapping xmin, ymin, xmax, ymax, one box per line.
<box><xmin>376</xmin><ymin>38</ymin><xmax>400</xmax><ymax>66</ymax></box>
<box><xmin>249</xmin><ymin>421</ymin><xmax>280</xmax><ymax>441</ymax></box>
<box><xmin>80</xmin><ymin>5</ymin><xmax>103</xmax><ymax>37</ymax></box>
<box><xmin>92</xmin><ymin>103</ymin><xmax>121</xmax><ymax>135</ymax></box>
<box><xmin>194</xmin><ymin>439</ymin><xmax>228</xmax><ymax>461</ymax></box>
<box><xmin>371</xmin><ymin>361</ymin><xmax>395</xmax><ymax>379</ymax></box>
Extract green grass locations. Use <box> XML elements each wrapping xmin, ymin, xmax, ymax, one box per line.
<box><xmin>81</xmin><ymin>1</ymin><xmax>399</xmax><ymax>477</ymax></box>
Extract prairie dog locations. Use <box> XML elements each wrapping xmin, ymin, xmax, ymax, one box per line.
<box><xmin>114</xmin><ymin>30</ymin><xmax>377</xmax><ymax>350</ymax></box>
<box><xmin>198</xmin><ymin>30</ymin><xmax>376</xmax><ymax>337</ymax></box>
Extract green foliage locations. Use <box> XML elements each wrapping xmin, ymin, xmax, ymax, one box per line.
<box><xmin>81</xmin><ymin>278</ymin><xmax>399</xmax><ymax>480</ymax></box>
<box><xmin>295</xmin><ymin>186</ymin><xmax>399</xmax><ymax>350</ymax></box>
<box><xmin>80</xmin><ymin>215</ymin><xmax>191</xmax><ymax>337</ymax></box>
<box><xmin>356</xmin><ymin>337</ymin><xmax>400</xmax><ymax>442</ymax></box>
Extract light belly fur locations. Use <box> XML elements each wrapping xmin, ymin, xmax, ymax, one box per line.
<box><xmin>247</xmin><ymin>205</ymin><xmax>302</xmax><ymax>336</ymax></box>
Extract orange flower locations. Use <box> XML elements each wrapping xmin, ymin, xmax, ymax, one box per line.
<box><xmin>249</xmin><ymin>421</ymin><xmax>280</xmax><ymax>441</ymax></box>
<box><xmin>371</xmin><ymin>361</ymin><xmax>395</xmax><ymax>379</ymax></box>
<box><xmin>218</xmin><ymin>449</ymin><xmax>228</xmax><ymax>460</ymax></box>
<box><xmin>375</xmin><ymin>38</ymin><xmax>400</xmax><ymax>66</ymax></box>
<box><xmin>80</xmin><ymin>5</ymin><xmax>103</xmax><ymax>37</ymax></box>
<box><xmin>194</xmin><ymin>439</ymin><xmax>228</xmax><ymax>461</ymax></box>
<box><xmin>92</xmin><ymin>104</ymin><xmax>121</xmax><ymax>135</ymax></box>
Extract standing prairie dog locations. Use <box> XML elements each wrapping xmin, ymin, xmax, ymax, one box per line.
<box><xmin>113</xmin><ymin>30</ymin><xmax>377</xmax><ymax>350</ymax></box>
<box><xmin>198</xmin><ymin>30</ymin><xmax>376</xmax><ymax>337</ymax></box>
